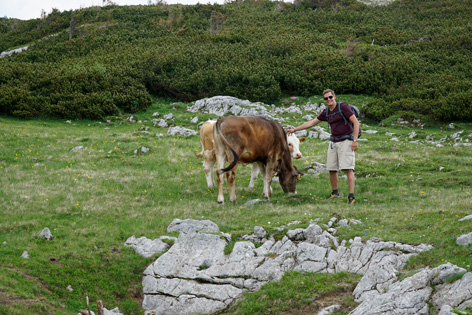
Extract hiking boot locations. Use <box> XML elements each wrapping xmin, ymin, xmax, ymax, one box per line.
<box><xmin>348</xmin><ymin>196</ymin><xmax>356</xmax><ymax>204</ymax></box>
<box><xmin>327</xmin><ymin>193</ymin><xmax>340</xmax><ymax>200</ymax></box>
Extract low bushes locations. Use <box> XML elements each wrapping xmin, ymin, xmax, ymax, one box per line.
<box><xmin>0</xmin><ymin>0</ymin><xmax>470</xmax><ymax>121</ymax></box>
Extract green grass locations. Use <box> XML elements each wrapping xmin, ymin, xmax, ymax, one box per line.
<box><xmin>1</xmin><ymin>95</ymin><xmax>472</xmax><ymax>314</ymax></box>
<box><xmin>225</xmin><ymin>271</ymin><xmax>360</xmax><ymax>315</ymax></box>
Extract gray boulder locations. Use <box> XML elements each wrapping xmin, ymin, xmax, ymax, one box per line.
<box><xmin>456</xmin><ymin>232</ymin><xmax>472</xmax><ymax>246</ymax></box>
<box><xmin>143</xmin><ymin>229</ymin><xmax>243</xmax><ymax>314</ymax></box>
<box><xmin>306</xmin><ymin>161</ymin><xmax>328</xmax><ymax>175</ymax></box>
<box><xmin>349</xmin><ymin>268</ymin><xmax>433</xmax><ymax>315</ymax></box>
<box><xmin>432</xmin><ymin>271</ymin><xmax>472</xmax><ymax>310</ymax></box>
<box><xmin>458</xmin><ymin>215</ymin><xmax>472</xmax><ymax>221</ymax></box>
<box><xmin>167</xmin><ymin>218</ymin><xmax>220</xmax><ymax>234</ymax></box>
<box><xmin>0</xmin><ymin>45</ymin><xmax>29</xmax><ymax>58</ymax></box>
<box><xmin>104</xmin><ymin>307</ymin><xmax>124</xmax><ymax>315</ymax></box>
<box><xmin>167</xmin><ymin>126</ymin><xmax>197</xmax><ymax>137</ymax></box>
<box><xmin>125</xmin><ymin>236</ymin><xmax>170</xmax><ymax>258</ymax></box>
<box><xmin>318</xmin><ymin>305</ymin><xmax>341</xmax><ymax>315</ymax></box>
<box><xmin>39</xmin><ymin>227</ymin><xmax>53</xmax><ymax>240</ymax></box>
<box><xmin>350</xmin><ymin>263</ymin><xmax>472</xmax><ymax>315</ymax></box>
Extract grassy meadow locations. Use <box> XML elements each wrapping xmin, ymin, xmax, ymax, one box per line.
<box><xmin>1</xmin><ymin>95</ymin><xmax>472</xmax><ymax>315</ymax></box>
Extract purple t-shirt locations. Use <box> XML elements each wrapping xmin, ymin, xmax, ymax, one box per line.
<box><xmin>317</xmin><ymin>102</ymin><xmax>354</xmax><ymax>142</ymax></box>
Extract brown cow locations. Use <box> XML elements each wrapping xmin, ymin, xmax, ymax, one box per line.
<box><xmin>197</xmin><ymin>119</ymin><xmax>305</xmax><ymax>189</ymax></box>
<box><xmin>213</xmin><ymin>115</ymin><xmax>298</xmax><ymax>204</ymax></box>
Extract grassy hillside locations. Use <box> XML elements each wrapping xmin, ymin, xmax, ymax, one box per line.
<box><xmin>0</xmin><ymin>0</ymin><xmax>471</xmax><ymax>121</ymax></box>
<box><xmin>0</xmin><ymin>95</ymin><xmax>471</xmax><ymax>314</ymax></box>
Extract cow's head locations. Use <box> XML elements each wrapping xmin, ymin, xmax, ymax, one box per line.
<box><xmin>278</xmin><ymin>165</ymin><xmax>298</xmax><ymax>194</ymax></box>
<box><xmin>287</xmin><ymin>135</ymin><xmax>305</xmax><ymax>160</ymax></box>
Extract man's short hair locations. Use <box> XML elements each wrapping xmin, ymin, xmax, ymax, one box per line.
<box><xmin>322</xmin><ymin>89</ymin><xmax>335</xmax><ymax>96</ymax></box>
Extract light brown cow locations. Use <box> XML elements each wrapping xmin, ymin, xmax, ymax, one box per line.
<box><xmin>197</xmin><ymin>119</ymin><xmax>305</xmax><ymax>189</ymax></box>
<box><xmin>196</xmin><ymin>120</ymin><xmax>218</xmax><ymax>188</ymax></box>
<box><xmin>213</xmin><ymin>115</ymin><xmax>299</xmax><ymax>204</ymax></box>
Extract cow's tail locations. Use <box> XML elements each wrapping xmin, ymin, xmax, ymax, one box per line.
<box><xmin>215</xmin><ymin>118</ymin><xmax>239</xmax><ymax>175</ymax></box>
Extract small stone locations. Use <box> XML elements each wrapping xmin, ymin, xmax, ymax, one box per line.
<box><xmin>39</xmin><ymin>227</ymin><xmax>53</xmax><ymax>240</ymax></box>
<box><xmin>70</xmin><ymin>146</ymin><xmax>84</xmax><ymax>152</ymax></box>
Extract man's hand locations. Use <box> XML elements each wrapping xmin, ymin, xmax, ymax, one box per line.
<box><xmin>286</xmin><ymin>129</ymin><xmax>295</xmax><ymax>135</ymax></box>
<box><xmin>352</xmin><ymin>141</ymin><xmax>358</xmax><ymax>151</ymax></box>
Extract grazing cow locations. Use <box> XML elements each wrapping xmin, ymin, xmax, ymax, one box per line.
<box><xmin>197</xmin><ymin>120</ymin><xmax>305</xmax><ymax>189</ymax></box>
<box><xmin>196</xmin><ymin>120</ymin><xmax>218</xmax><ymax>188</ymax></box>
<box><xmin>247</xmin><ymin>134</ymin><xmax>304</xmax><ymax>189</ymax></box>
<box><xmin>213</xmin><ymin>115</ymin><xmax>299</xmax><ymax>204</ymax></box>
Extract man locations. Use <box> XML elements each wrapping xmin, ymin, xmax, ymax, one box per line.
<box><xmin>286</xmin><ymin>89</ymin><xmax>359</xmax><ymax>204</ymax></box>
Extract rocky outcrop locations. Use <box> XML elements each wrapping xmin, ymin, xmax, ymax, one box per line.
<box><xmin>138</xmin><ymin>218</ymin><xmax>468</xmax><ymax>315</ymax></box>
<box><xmin>187</xmin><ymin>96</ymin><xmax>275</xmax><ymax>119</ymax></box>
<box><xmin>351</xmin><ymin>263</ymin><xmax>471</xmax><ymax>315</ymax></box>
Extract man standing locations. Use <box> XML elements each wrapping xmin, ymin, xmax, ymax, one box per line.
<box><xmin>286</xmin><ymin>89</ymin><xmax>359</xmax><ymax>204</ymax></box>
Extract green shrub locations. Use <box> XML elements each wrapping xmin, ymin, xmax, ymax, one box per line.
<box><xmin>433</xmin><ymin>91</ymin><xmax>472</xmax><ymax>121</ymax></box>
<box><xmin>1</xmin><ymin>0</ymin><xmax>471</xmax><ymax>121</ymax></box>
<box><xmin>47</xmin><ymin>92</ymin><xmax>117</xmax><ymax>119</ymax></box>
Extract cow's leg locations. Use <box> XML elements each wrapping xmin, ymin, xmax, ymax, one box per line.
<box><xmin>227</xmin><ymin>164</ymin><xmax>238</xmax><ymax>202</ymax></box>
<box><xmin>257</xmin><ymin>164</ymin><xmax>271</xmax><ymax>199</ymax></box>
<box><xmin>248</xmin><ymin>164</ymin><xmax>259</xmax><ymax>189</ymax></box>
<box><xmin>203</xmin><ymin>150</ymin><xmax>216</xmax><ymax>188</ymax></box>
<box><xmin>215</xmin><ymin>152</ymin><xmax>227</xmax><ymax>204</ymax></box>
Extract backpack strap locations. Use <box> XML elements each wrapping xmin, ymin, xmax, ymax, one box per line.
<box><xmin>337</xmin><ymin>102</ymin><xmax>350</xmax><ymax>125</ymax></box>
<box><xmin>325</xmin><ymin>106</ymin><xmax>333</xmax><ymax>133</ymax></box>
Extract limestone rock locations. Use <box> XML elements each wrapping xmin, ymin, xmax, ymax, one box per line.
<box><xmin>104</xmin><ymin>308</ymin><xmax>124</xmax><ymax>315</ymax></box>
<box><xmin>142</xmin><ymin>219</ymin><xmax>434</xmax><ymax>315</ymax></box>
<box><xmin>432</xmin><ymin>271</ymin><xmax>472</xmax><ymax>310</ymax></box>
<box><xmin>39</xmin><ymin>227</ymin><xmax>53</xmax><ymax>240</ymax></box>
<box><xmin>456</xmin><ymin>232</ymin><xmax>472</xmax><ymax>246</ymax></box>
<box><xmin>318</xmin><ymin>304</ymin><xmax>341</xmax><ymax>315</ymax></box>
<box><xmin>70</xmin><ymin>146</ymin><xmax>84</xmax><ymax>152</ymax></box>
<box><xmin>167</xmin><ymin>218</ymin><xmax>220</xmax><ymax>234</ymax></box>
<box><xmin>350</xmin><ymin>268</ymin><xmax>433</xmax><ymax>315</ymax></box>
<box><xmin>458</xmin><ymin>215</ymin><xmax>472</xmax><ymax>221</ymax></box>
<box><xmin>187</xmin><ymin>96</ymin><xmax>271</xmax><ymax>118</ymax></box>
<box><xmin>125</xmin><ymin>236</ymin><xmax>170</xmax><ymax>258</ymax></box>
<box><xmin>167</xmin><ymin>126</ymin><xmax>197</xmax><ymax>137</ymax></box>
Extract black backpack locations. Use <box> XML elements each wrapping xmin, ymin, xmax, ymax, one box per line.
<box><xmin>325</xmin><ymin>102</ymin><xmax>362</xmax><ymax>139</ymax></box>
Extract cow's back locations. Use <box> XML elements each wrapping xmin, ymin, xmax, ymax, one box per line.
<box><xmin>215</xmin><ymin>116</ymin><xmax>289</xmax><ymax>164</ymax></box>
<box><xmin>200</xmin><ymin>120</ymin><xmax>216</xmax><ymax>152</ymax></box>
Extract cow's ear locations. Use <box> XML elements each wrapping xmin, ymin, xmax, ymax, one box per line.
<box><xmin>299</xmin><ymin>137</ymin><xmax>306</xmax><ymax>143</ymax></box>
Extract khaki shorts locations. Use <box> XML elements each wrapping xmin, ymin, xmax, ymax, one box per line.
<box><xmin>326</xmin><ymin>140</ymin><xmax>355</xmax><ymax>171</ymax></box>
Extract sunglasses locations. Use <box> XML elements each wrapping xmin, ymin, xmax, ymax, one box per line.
<box><xmin>323</xmin><ymin>95</ymin><xmax>334</xmax><ymax>100</ymax></box>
